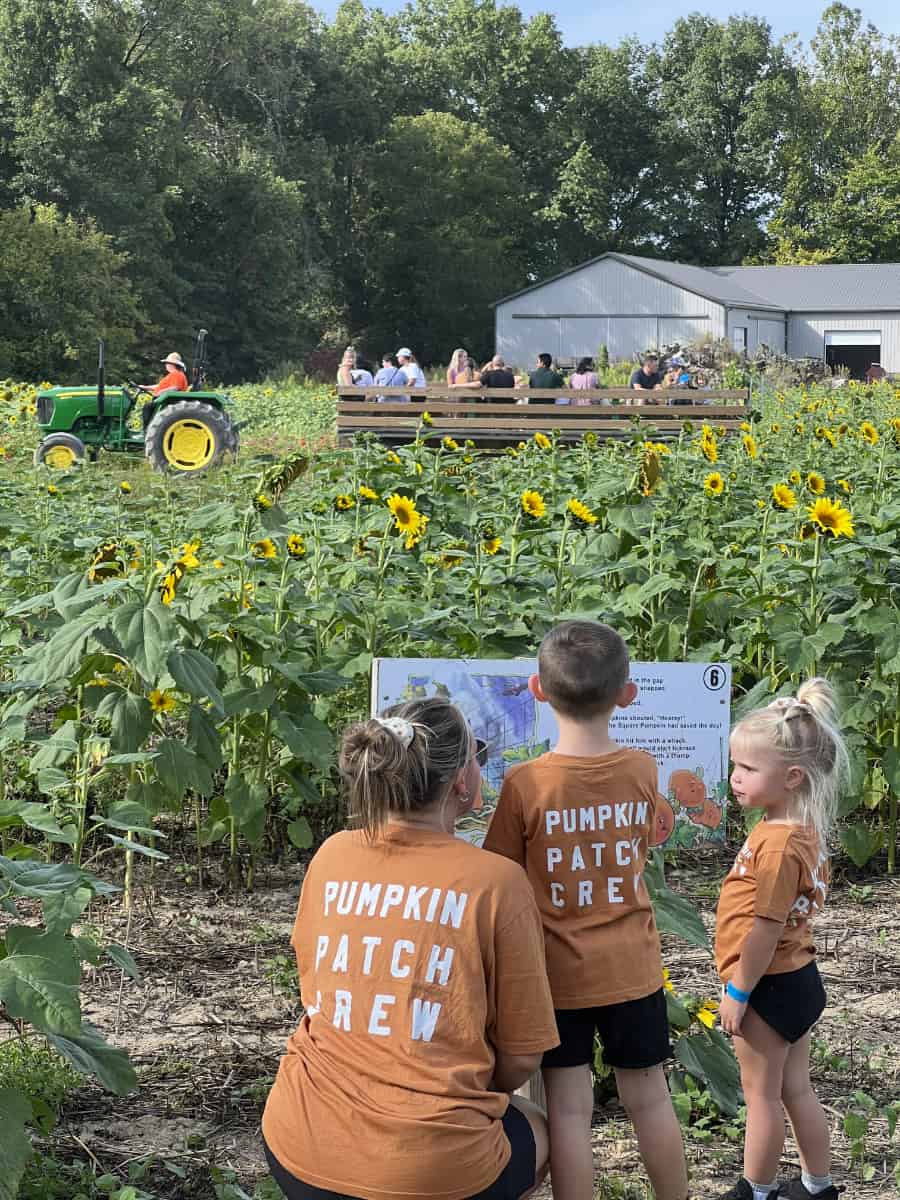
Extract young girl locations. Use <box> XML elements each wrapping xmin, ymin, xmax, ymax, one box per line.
<box><xmin>263</xmin><ymin>698</ymin><xmax>559</xmax><ymax>1200</ymax></box>
<box><xmin>716</xmin><ymin>679</ymin><xmax>849</xmax><ymax>1200</ymax></box>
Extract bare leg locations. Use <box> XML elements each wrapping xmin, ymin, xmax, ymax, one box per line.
<box><xmin>781</xmin><ymin>1033</ymin><xmax>830</xmax><ymax>1178</ymax></box>
<box><xmin>734</xmin><ymin>1007</ymin><xmax>792</xmax><ymax>1184</ymax></box>
<box><xmin>542</xmin><ymin>1065</ymin><xmax>594</xmax><ymax>1200</ymax></box>
<box><xmin>614</xmin><ymin>1064</ymin><xmax>688</xmax><ymax>1200</ymax></box>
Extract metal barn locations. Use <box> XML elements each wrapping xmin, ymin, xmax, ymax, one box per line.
<box><xmin>494</xmin><ymin>253</ymin><xmax>900</xmax><ymax>378</ymax></box>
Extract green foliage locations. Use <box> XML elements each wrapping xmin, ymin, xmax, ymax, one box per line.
<box><xmin>0</xmin><ymin>0</ymin><xmax>896</xmax><ymax>377</ymax></box>
<box><xmin>0</xmin><ymin>206</ymin><xmax>142</xmax><ymax>381</ymax></box>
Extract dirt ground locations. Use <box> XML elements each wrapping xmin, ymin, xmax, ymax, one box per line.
<box><xmin>22</xmin><ymin>845</ymin><xmax>900</xmax><ymax>1199</ymax></box>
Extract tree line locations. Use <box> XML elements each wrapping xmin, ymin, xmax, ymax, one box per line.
<box><xmin>0</xmin><ymin>0</ymin><xmax>897</xmax><ymax>382</ymax></box>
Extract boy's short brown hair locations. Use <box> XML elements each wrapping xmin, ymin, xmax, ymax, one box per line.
<box><xmin>537</xmin><ymin>620</ymin><xmax>629</xmax><ymax>719</ymax></box>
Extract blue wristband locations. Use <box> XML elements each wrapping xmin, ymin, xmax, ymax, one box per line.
<box><xmin>726</xmin><ymin>981</ymin><xmax>751</xmax><ymax>1003</ymax></box>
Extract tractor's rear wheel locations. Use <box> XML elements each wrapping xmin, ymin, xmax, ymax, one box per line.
<box><xmin>144</xmin><ymin>401</ymin><xmax>234</xmax><ymax>474</ymax></box>
<box><xmin>34</xmin><ymin>432</ymin><xmax>86</xmax><ymax>469</ymax></box>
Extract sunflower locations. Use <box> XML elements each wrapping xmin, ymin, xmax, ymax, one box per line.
<box><xmin>771</xmin><ymin>483</ymin><xmax>797</xmax><ymax>510</ymax></box>
<box><xmin>251</xmin><ymin>538</ymin><xmax>277</xmax><ymax>559</ymax></box>
<box><xmin>440</xmin><ymin>542</ymin><xmax>467</xmax><ymax>569</ymax></box>
<box><xmin>149</xmin><ymin>689</ymin><xmax>176</xmax><ymax>714</ymax></box>
<box><xmin>798</xmin><ymin>522</ymin><xmax>816</xmax><ymax>541</ymax></box>
<box><xmin>386</xmin><ymin>451</ymin><xmax>402</xmax><ymax>465</ymax></box>
<box><xmin>837</xmin><ymin>478</ymin><xmax>852</xmax><ymax>494</ymax></box>
<box><xmin>358</xmin><ymin>485</ymin><xmax>379</xmax><ymax>502</ymax></box>
<box><xmin>47</xmin><ymin>484</ymin><xmax>59</xmax><ymax>495</ymax></box>
<box><xmin>742</xmin><ymin>433</ymin><xmax>759</xmax><ymax>460</ymax></box>
<box><xmin>405</xmin><ymin>513</ymin><xmax>428</xmax><ymax>550</ymax></box>
<box><xmin>534</xmin><ymin>432</ymin><xmax>551</xmax><ymax>450</ymax></box>
<box><xmin>334</xmin><ymin>494</ymin><xmax>356</xmax><ymax>511</ymax></box>
<box><xmin>820</xmin><ymin>428</ymin><xmax>837</xmax><ymax>448</ymax></box>
<box><xmin>442</xmin><ymin>436</ymin><xmax>459</xmax><ymax>452</ymax></box>
<box><xmin>119</xmin><ymin>481</ymin><xmax>132</xmax><ymax>494</ymax></box>
<box><xmin>287</xmin><ymin>534</ymin><xmax>306</xmax><ymax>558</ymax></box>
<box><xmin>860</xmin><ymin>421</ymin><xmax>879</xmax><ymax>445</ymax></box>
<box><xmin>583</xmin><ymin>431</ymin><xmax>598</xmax><ymax>448</ymax></box>
<box><xmin>699</xmin><ymin>431</ymin><xmax>718</xmax><ymax>463</ymax></box>
<box><xmin>740</xmin><ymin>421</ymin><xmax>751</xmax><ymax>433</ymax></box>
<box><xmin>213</xmin><ymin>558</ymin><xmax>225</xmax><ymax>569</ymax></box>
<box><xmin>695</xmin><ymin>999</ymin><xmax>719</xmax><ymax>1029</ymax></box>
<box><xmin>178</xmin><ymin>541</ymin><xmax>201</xmax><ymax>569</ymax></box>
<box><xmin>521</xmin><ymin>489</ymin><xmax>546</xmax><ymax>519</ymax></box>
<box><xmin>789</xmin><ymin>470</ymin><xmax>801</xmax><ymax>485</ymax></box>
<box><xmin>482</xmin><ymin>536</ymin><xmax>502</xmax><ymax>555</ymax></box>
<box><xmin>159</xmin><ymin>563</ymin><xmax>185</xmax><ymax>605</ymax></box>
<box><xmin>567</xmin><ymin>498</ymin><xmax>598</xmax><ymax>527</ymax></box>
<box><xmin>770</xmin><ymin>423</ymin><xmax>780</xmax><ymax>433</ymax></box>
<box><xmin>386</xmin><ymin>492</ymin><xmax>421</xmax><ymax>533</ymax></box>
<box><xmin>807</xmin><ymin>497</ymin><xmax>854</xmax><ymax>538</ymax></box>
<box><xmin>253</xmin><ymin>493</ymin><xmax>273</xmax><ymax>511</ymax></box>
<box><xmin>704</xmin><ymin>472</ymin><xmax>725</xmax><ymax>497</ymax></box>
<box><xmin>421</xmin><ymin>411</ymin><xmax>433</xmax><ymax>426</ymax></box>
<box><xmin>662</xmin><ymin>968</ymin><xmax>674</xmax><ymax>994</ymax></box>
<box><xmin>806</xmin><ymin>471</ymin><xmax>825</xmax><ymax>495</ymax></box>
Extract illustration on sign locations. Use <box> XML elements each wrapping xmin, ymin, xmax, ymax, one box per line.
<box><xmin>372</xmin><ymin>658</ymin><xmax>732</xmax><ymax>847</ymax></box>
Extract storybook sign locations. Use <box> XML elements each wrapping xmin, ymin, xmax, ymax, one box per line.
<box><xmin>372</xmin><ymin>658</ymin><xmax>731</xmax><ymax>848</ymax></box>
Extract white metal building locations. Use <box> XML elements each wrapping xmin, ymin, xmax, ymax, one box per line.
<box><xmin>494</xmin><ymin>253</ymin><xmax>900</xmax><ymax>378</ymax></box>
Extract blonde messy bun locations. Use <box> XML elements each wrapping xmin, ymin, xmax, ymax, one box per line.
<box><xmin>731</xmin><ymin>677</ymin><xmax>849</xmax><ymax>847</ymax></box>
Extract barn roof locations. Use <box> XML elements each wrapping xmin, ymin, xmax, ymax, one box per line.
<box><xmin>495</xmin><ymin>252</ymin><xmax>900</xmax><ymax>314</ymax></box>
<box><xmin>708</xmin><ymin>262</ymin><xmax>900</xmax><ymax>312</ymax></box>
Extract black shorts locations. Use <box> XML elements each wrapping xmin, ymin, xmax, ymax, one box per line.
<box><xmin>262</xmin><ymin>1103</ymin><xmax>536</xmax><ymax>1200</ymax></box>
<box><xmin>541</xmin><ymin>988</ymin><xmax>671</xmax><ymax>1071</ymax></box>
<box><xmin>748</xmin><ymin>961</ymin><xmax>826</xmax><ymax>1044</ymax></box>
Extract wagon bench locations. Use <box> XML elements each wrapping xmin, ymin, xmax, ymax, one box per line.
<box><xmin>336</xmin><ymin>386</ymin><xmax>751</xmax><ymax>447</ymax></box>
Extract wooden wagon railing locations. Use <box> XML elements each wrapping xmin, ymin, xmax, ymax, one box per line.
<box><xmin>336</xmin><ymin>386</ymin><xmax>751</xmax><ymax>447</ymax></box>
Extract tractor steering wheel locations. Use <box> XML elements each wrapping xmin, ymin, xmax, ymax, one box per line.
<box><xmin>124</xmin><ymin>382</ymin><xmax>155</xmax><ymax>398</ymax></box>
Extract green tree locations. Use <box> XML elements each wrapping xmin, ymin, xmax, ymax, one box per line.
<box><xmin>540</xmin><ymin>40</ymin><xmax>663</xmax><ymax>265</ymax></box>
<box><xmin>767</xmin><ymin>4</ymin><xmax>900</xmax><ymax>260</ymax></box>
<box><xmin>648</xmin><ymin>14</ymin><xmax>800</xmax><ymax>263</ymax></box>
<box><xmin>770</xmin><ymin>137</ymin><xmax>900</xmax><ymax>263</ymax></box>
<box><xmin>361</xmin><ymin>111</ymin><xmax>530</xmax><ymax>361</ymax></box>
<box><xmin>0</xmin><ymin>205</ymin><xmax>142</xmax><ymax>380</ymax></box>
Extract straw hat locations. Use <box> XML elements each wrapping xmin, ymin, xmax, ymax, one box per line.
<box><xmin>161</xmin><ymin>352</ymin><xmax>186</xmax><ymax>369</ymax></box>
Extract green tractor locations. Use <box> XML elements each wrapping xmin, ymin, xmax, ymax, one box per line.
<box><xmin>33</xmin><ymin>330</ymin><xmax>239</xmax><ymax>474</ymax></box>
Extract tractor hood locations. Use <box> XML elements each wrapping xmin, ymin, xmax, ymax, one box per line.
<box><xmin>36</xmin><ymin>384</ymin><xmax>130</xmax><ymax>429</ymax></box>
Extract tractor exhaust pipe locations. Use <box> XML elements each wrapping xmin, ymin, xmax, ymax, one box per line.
<box><xmin>97</xmin><ymin>338</ymin><xmax>105</xmax><ymax>419</ymax></box>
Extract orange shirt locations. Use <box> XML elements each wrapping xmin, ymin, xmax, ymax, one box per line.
<box><xmin>152</xmin><ymin>368</ymin><xmax>188</xmax><ymax>395</ymax></box>
<box><xmin>715</xmin><ymin>820</ymin><xmax>828</xmax><ymax>982</ymax></box>
<box><xmin>484</xmin><ymin>749</ymin><xmax>663</xmax><ymax>1008</ymax></box>
<box><xmin>263</xmin><ymin>825</ymin><xmax>558</xmax><ymax>1200</ymax></box>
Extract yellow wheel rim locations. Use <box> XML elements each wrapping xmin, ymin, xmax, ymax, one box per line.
<box><xmin>44</xmin><ymin>446</ymin><xmax>77</xmax><ymax>468</ymax></box>
<box><xmin>162</xmin><ymin>419</ymin><xmax>215</xmax><ymax>471</ymax></box>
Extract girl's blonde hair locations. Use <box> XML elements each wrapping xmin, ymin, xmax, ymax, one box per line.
<box><xmin>731</xmin><ymin>677</ymin><xmax>849</xmax><ymax>848</ymax></box>
<box><xmin>338</xmin><ymin>698</ymin><xmax>473</xmax><ymax>839</ymax></box>
<box><xmin>449</xmin><ymin>348</ymin><xmax>472</xmax><ymax>381</ymax></box>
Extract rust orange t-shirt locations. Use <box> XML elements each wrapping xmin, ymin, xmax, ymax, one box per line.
<box><xmin>715</xmin><ymin>820</ymin><xmax>829</xmax><ymax>982</ymax></box>
<box><xmin>152</xmin><ymin>368</ymin><xmax>188</xmax><ymax>395</ymax></box>
<box><xmin>483</xmin><ymin>749</ymin><xmax>662</xmax><ymax>1008</ymax></box>
<box><xmin>263</xmin><ymin>825</ymin><xmax>559</xmax><ymax>1200</ymax></box>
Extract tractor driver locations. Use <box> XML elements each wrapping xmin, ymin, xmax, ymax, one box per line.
<box><xmin>152</xmin><ymin>352</ymin><xmax>189</xmax><ymax>395</ymax></box>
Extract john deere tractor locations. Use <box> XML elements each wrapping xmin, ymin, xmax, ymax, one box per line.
<box><xmin>33</xmin><ymin>330</ymin><xmax>239</xmax><ymax>474</ymax></box>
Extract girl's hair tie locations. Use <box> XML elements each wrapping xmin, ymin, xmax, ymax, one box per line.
<box><xmin>768</xmin><ymin>696</ymin><xmax>810</xmax><ymax>715</ymax></box>
<box><xmin>373</xmin><ymin>715</ymin><xmax>416</xmax><ymax>747</ymax></box>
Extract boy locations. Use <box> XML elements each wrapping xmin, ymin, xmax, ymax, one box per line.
<box><xmin>484</xmin><ymin>620</ymin><xmax>687</xmax><ymax>1200</ymax></box>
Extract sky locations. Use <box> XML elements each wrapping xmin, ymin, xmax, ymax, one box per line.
<box><xmin>315</xmin><ymin>0</ymin><xmax>899</xmax><ymax>47</ymax></box>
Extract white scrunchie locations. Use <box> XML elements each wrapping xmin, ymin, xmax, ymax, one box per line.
<box><xmin>768</xmin><ymin>697</ymin><xmax>810</xmax><ymax>714</ymax></box>
<box><xmin>373</xmin><ymin>715</ymin><xmax>416</xmax><ymax>747</ymax></box>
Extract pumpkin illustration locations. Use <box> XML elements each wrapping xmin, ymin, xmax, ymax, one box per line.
<box><xmin>669</xmin><ymin>769</ymin><xmax>706</xmax><ymax>811</ymax></box>
<box><xmin>688</xmin><ymin>797</ymin><xmax>723</xmax><ymax>830</ymax></box>
<box><xmin>650</xmin><ymin>795</ymin><xmax>675</xmax><ymax>845</ymax></box>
